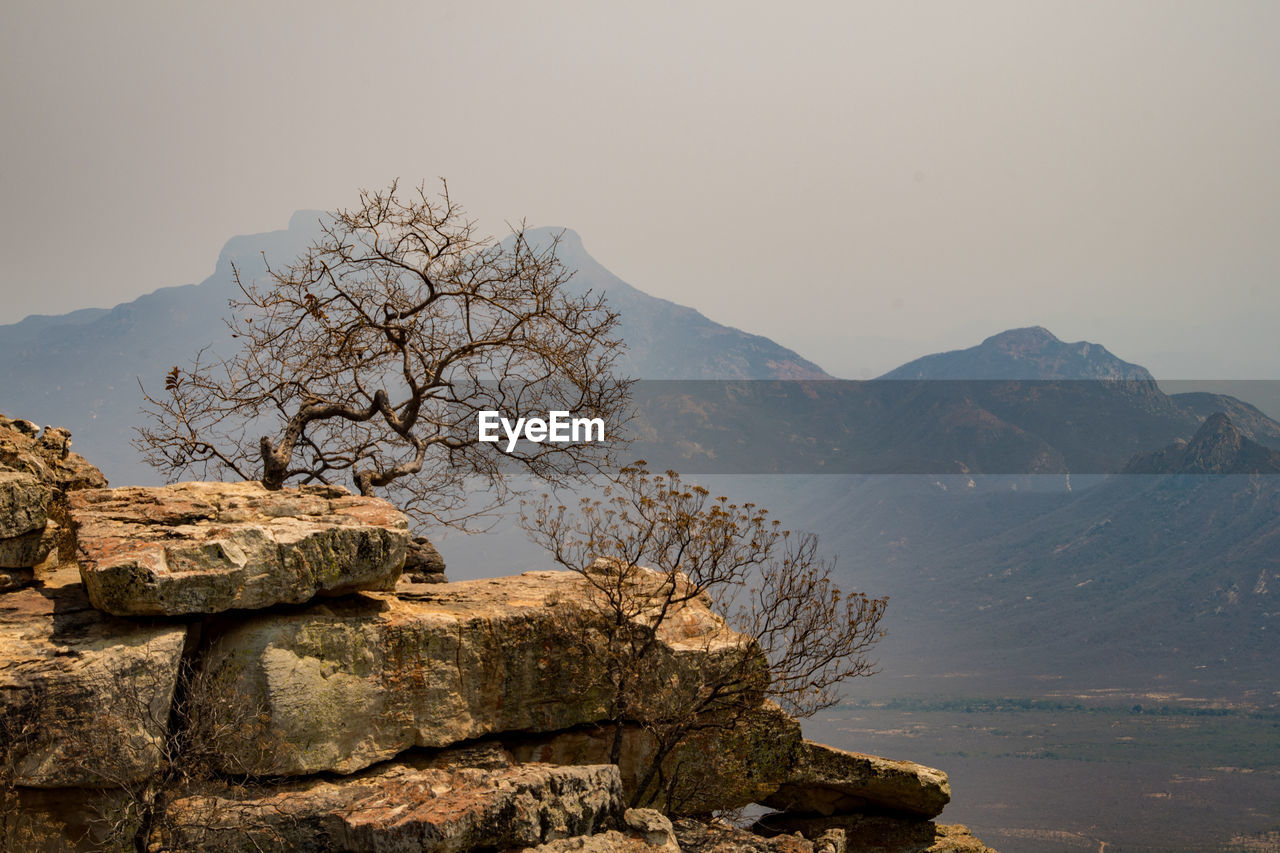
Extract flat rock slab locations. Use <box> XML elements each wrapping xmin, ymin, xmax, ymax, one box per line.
<box><xmin>761</xmin><ymin>741</ymin><xmax>951</xmax><ymax>819</ymax></box>
<box><xmin>70</xmin><ymin>481</ymin><xmax>410</xmax><ymax>616</ymax></box>
<box><xmin>158</xmin><ymin>745</ymin><xmax>624</xmax><ymax>852</ymax></box>
<box><xmin>198</xmin><ymin>570</ymin><xmax>756</xmax><ymax>776</ymax></box>
<box><xmin>0</xmin><ymin>562</ymin><xmax>188</xmax><ymax>788</ymax></box>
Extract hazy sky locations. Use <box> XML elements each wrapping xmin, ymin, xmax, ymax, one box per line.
<box><xmin>3</xmin><ymin>1</ymin><xmax>1278</xmax><ymax>378</ymax></box>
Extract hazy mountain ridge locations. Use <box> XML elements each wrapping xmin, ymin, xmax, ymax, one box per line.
<box><xmin>1124</xmin><ymin>412</ymin><xmax>1280</xmax><ymax>474</ymax></box>
<box><xmin>879</xmin><ymin>326</ymin><xmax>1156</xmax><ymax>381</ymax></box>
<box><xmin>1167</xmin><ymin>391</ymin><xmax>1280</xmax><ymax>447</ymax></box>
<box><xmin>0</xmin><ymin>218</ymin><xmax>829</xmax><ymax>485</ymax></box>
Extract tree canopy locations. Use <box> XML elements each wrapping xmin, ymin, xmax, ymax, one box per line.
<box><xmin>137</xmin><ymin>181</ymin><xmax>631</xmax><ymax>527</ymax></box>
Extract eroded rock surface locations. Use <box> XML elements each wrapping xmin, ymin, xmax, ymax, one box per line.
<box><xmin>0</xmin><ymin>470</ymin><xmax>52</xmax><ymax>541</ymax></box>
<box><xmin>157</xmin><ymin>744</ymin><xmax>624</xmax><ymax>852</ymax></box>
<box><xmin>70</xmin><ymin>481</ymin><xmax>409</xmax><ymax>616</ymax></box>
<box><xmin>761</xmin><ymin>741</ymin><xmax>951</xmax><ymax>819</ymax></box>
<box><xmin>198</xmin><ymin>570</ymin><xmax>758</xmax><ymax>776</ymax></box>
<box><xmin>0</xmin><ymin>416</ymin><xmax>107</xmax><ymax>497</ymax></box>
<box><xmin>0</xmin><ymin>563</ymin><xmax>188</xmax><ymax>787</ymax></box>
<box><xmin>508</xmin><ymin>701</ymin><xmax>800</xmax><ymax>813</ymax></box>
<box><xmin>524</xmin><ymin>809</ymin><xmax>681</xmax><ymax>853</ymax></box>
<box><xmin>0</xmin><ymin>416</ymin><xmax>105</xmax><ymax>590</ymax></box>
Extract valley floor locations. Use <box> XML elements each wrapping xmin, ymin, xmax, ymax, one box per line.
<box><xmin>804</xmin><ymin>688</ymin><xmax>1280</xmax><ymax>853</ymax></box>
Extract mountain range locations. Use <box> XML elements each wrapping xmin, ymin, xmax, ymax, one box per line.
<box><xmin>3</xmin><ymin>213</ymin><xmax>1278</xmax><ymax>701</ymax></box>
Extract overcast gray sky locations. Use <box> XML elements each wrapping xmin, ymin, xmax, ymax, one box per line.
<box><xmin>3</xmin><ymin>1</ymin><xmax>1278</xmax><ymax>379</ymax></box>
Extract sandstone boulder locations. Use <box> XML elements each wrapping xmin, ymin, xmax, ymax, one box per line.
<box><xmin>197</xmin><ymin>570</ymin><xmax>760</xmax><ymax>776</ymax></box>
<box><xmin>70</xmin><ymin>481</ymin><xmax>409</xmax><ymax>616</ymax></box>
<box><xmin>0</xmin><ymin>563</ymin><xmax>188</xmax><ymax>788</ymax></box>
<box><xmin>507</xmin><ymin>701</ymin><xmax>801</xmax><ymax>813</ymax></box>
<box><xmin>0</xmin><ymin>470</ymin><xmax>52</xmax><ymax>540</ymax></box>
<box><xmin>761</xmin><ymin>741</ymin><xmax>950</xmax><ymax>819</ymax></box>
<box><xmin>157</xmin><ymin>744</ymin><xmax>624</xmax><ymax>852</ymax></box>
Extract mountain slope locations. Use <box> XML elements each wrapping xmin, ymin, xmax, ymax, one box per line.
<box><xmin>1169</xmin><ymin>391</ymin><xmax>1280</xmax><ymax>447</ymax></box>
<box><xmin>840</xmin><ymin>414</ymin><xmax>1280</xmax><ymax>693</ymax></box>
<box><xmin>529</xmin><ymin>227</ymin><xmax>831</xmax><ymax>380</ymax></box>
<box><xmin>1124</xmin><ymin>412</ymin><xmax>1280</xmax><ymax>474</ymax></box>
<box><xmin>879</xmin><ymin>326</ymin><xmax>1155</xmax><ymax>381</ymax></box>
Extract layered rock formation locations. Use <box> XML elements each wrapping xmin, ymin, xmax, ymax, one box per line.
<box><xmin>762</xmin><ymin>741</ymin><xmax>952</xmax><ymax>819</ymax></box>
<box><xmin>0</xmin><ymin>415</ymin><xmax>106</xmax><ymax>591</ymax></box>
<box><xmin>0</xmin><ymin>561</ymin><xmax>188</xmax><ymax>788</ymax></box>
<box><xmin>160</xmin><ymin>744</ymin><xmax>625</xmax><ymax>852</ymax></box>
<box><xmin>1</xmin><ymin>423</ymin><xmax>996</xmax><ymax>853</ymax></box>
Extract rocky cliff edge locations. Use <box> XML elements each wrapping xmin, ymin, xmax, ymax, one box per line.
<box><xmin>0</xmin><ymin>415</ymin><xmax>995</xmax><ymax>852</ymax></box>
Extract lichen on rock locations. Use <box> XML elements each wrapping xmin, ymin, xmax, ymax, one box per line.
<box><xmin>70</xmin><ymin>481</ymin><xmax>410</xmax><ymax>616</ymax></box>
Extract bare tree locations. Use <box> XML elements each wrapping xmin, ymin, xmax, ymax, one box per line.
<box><xmin>136</xmin><ymin>180</ymin><xmax>631</xmax><ymax>527</ymax></box>
<box><xmin>521</xmin><ymin>463</ymin><xmax>887</xmax><ymax>811</ymax></box>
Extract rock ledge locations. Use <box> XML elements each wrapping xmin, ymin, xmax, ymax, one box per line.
<box><xmin>70</xmin><ymin>481</ymin><xmax>409</xmax><ymax>616</ymax></box>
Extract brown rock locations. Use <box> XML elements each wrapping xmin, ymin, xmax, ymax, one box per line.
<box><xmin>0</xmin><ymin>417</ymin><xmax>107</xmax><ymax>496</ymax></box>
<box><xmin>0</xmin><ymin>417</ymin><xmax>107</xmax><ymax>571</ymax></box>
<box><xmin>0</xmin><ymin>562</ymin><xmax>189</xmax><ymax>788</ymax></box>
<box><xmin>404</xmin><ymin>534</ymin><xmax>448</xmax><ymax>581</ymax></box>
<box><xmin>0</xmin><ymin>470</ymin><xmax>52</xmax><ymax>540</ymax></box>
<box><xmin>0</xmin><ymin>520</ymin><xmax>58</xmax><ymax>571</ymax></box>
<box><xmin>523</xmin><ymin>809</ymin><xmax>681</xmax><ymax>853</ymax></box>
<box><xmin>156</xmin><ymin>745</ymin><xmax>624</xmax><ymax>852</ymax></box>
<box><xmin>674</xmin><ymin>817</ymin><xmax>847</xmax><ymax>853</ymax></box>
<box><xmin>754</xmin><ymin>813</ymin><xmax>997</xmax><ymax>853</ymax></box>
<box><xmin>70</xmin><ymin>481</ymin><xmax>409</xmax><ymax>616</ymax></box>
<box><xmin>761</xmin><ymin>741</ymin><xmax>951</xmax><ymax>819</ymax></box>
<box><xmin>507</xmin><ymin>701</ymin><xmax>801</xmax><ymax>814</ymax></box>
<box><xmin>197</xmin><ymin>570</ymin><xmax>761</xmax><ymax>776</ymax></box>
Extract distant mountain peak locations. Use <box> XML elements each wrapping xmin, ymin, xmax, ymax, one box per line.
<box><xmin>983</xmin><ymin>325</ymin><xmax>1059</xmax><ymax>346</ymax></box>
<box><xmin>880</xmin><ymin>326</ymin><xmax>1154</xmax><ymax>381</ymax></box>
<box><xmin>979</xmin><ymin>326</ymin><xmax>1066</xmax><ymax>357</ymax></box>
<box><xmin>1188</xmin><ymin>411</ymin><xmax>1241</xmax><ymax>449</ymax></box>
<box><xmin>1124</xmin><ymin>412</ymin><xmax>1280</xmax><ymax>474</ymax></box>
